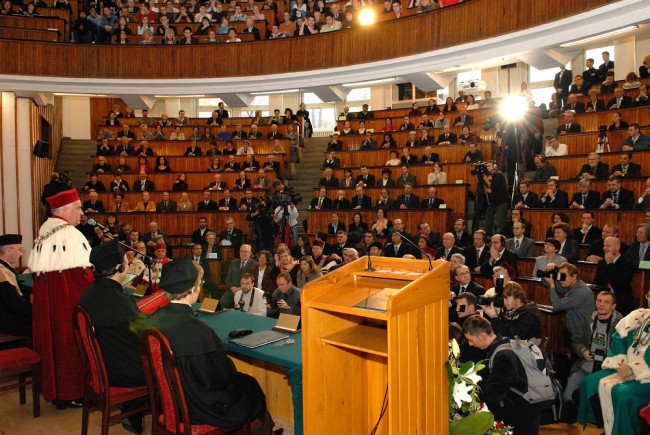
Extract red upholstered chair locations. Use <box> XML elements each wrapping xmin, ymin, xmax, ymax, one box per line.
<box><xmin>139</xmin><ymin>327</ymin><xmax>253</xmax><ymax>435</ymax></box>
<box><xmin>0</xmin><ymin>332</ymin><xmax>30</xmax><ymax>349</ymax></box>
<box><xmin>72</xmin><ymin>305</ymin><xmax>150</xmax><ymax>435</ymax></box>
<box><xmin>0</xmin><ymin>346</ymin><xmax>40</xmax><ymax>417</ymax></box>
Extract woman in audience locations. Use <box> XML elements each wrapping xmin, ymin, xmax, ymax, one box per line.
<box><xmin>116</xmin><ymin>157</ymin><xmax>131</xmax><ymax>173</ymax></box>
<box><xmin>424</xmin><ymin>98</ymin><xmax>440</xmax><ymax>115</ymax></box>
<box><xmin>154</xmin><ymin>156</ymin><xmax>171</xmax><ymax>172</ymax></box>
<box><xmin>138</xmin><ymin>16</ymin><xmax>153</xmax><ymax>35</ymax></box>
<box><xmin>348</xmin><ymin>212</ymin><xmax>367</xmax><ymax>234</ymax></box>
<box><xmin>169</xmin><ymin>125</ymin><xmax>185</xmax><ymax>140</ymax></box>
<box><xmin>173</xmin><ymin>172</ymin><xmax>188</xmax><ymax>191</ymax></box>
<box><xmin>225</xmin><ymin>27</ymin><xmax>241</xmax><ymax>42</ymax></box>
<box><xmin>340</xmin><ymin>168</ymin><xmax>354</xmax><ymax>188</ymax></box>
<box><xmin>207</xmin><ymin>156</ymin><xmax>222</xmax><ymax>172</ymax></box>
<box><xmin>545</xmin><ymin>212</ymin><xmax>569</xmax><ymax>238</ymax></box>
<box><xmin>465</xmin><ymin>94</ymin><xmax>479</xmax><ymax>110</ymax></box>
<box><xmin>339</xmin><ymin>121</ymin><xmax>354</xmax><ymax>135</ymax></box>
<box><xmin>356</xmin><ymin>121</ymin><xmax>367</xmax><ymax>135</ymax></box>
<box><xmin>586</xmin><ymin>89</ymin><xmax>605</xmax><ymax>112</ymax></box>
<box><xmin>609</xmin><ymin>112</ymin><xmax>629</xmax><ymax>131</ymax></box>
<box><xmin>251</xmin><ymin>250</ymin><xmax>274</xmax><ymax>295</ymax></box>
<box><xmin>201</xmin><ymin>231</ymin><xmax>221</xmax><ymax>258</ymax></box>
<box><xmin>381</xmin><ymin>133</ymin><xmax>396</xmax><ymax>149</ymax></box>
<box><xmin>188</xmin><ymin>126</ymin><xmax>201</xmax><ymax>140</ymax></box>
<box><xmin>292</xmin><ymin>0</ymin><xmax>307</xmax><ymax>19</ymax></box>
<box><xmin>371</xmin><ymin>207</ymin><xmax>392</xmax><ymax>237</ymax></box>
<box><xmin>195</xmin><ymin>16</ymin><xmax>213</xmax><ymax>35</ymax></box>
<box><xmin>203</xmin><ymin>28</ymin><xmax>220</xmax><ymax>43</ymax></box>
<box><xmin>139</xmin><ymin>29</ymin><xmax>155</xmax><ymax>44</ymax></box>
<box><xmin>417</xmin><ymin>235</ymin><xmax>437</xmax><ymax>260</ymax></box>
<box><xmin>427</xmin><ymin>162</ymin><xmax>447</xmax><ymax>185</ymax></box>
<box><xmin>134</xmin><ymin>156</ymin><xmax>152</xmax><ymax>173</ymax></box>
<box><xmin>1</xmin><ymin>1</ymin><xmax>14</xmax><ymax>15</ymax></box>
<box><xmin>443</xmin><ymin>97</ymin><xmax>457</xmax><ymax>113</ymax></box>
<box><xmin>234</xmin><ymin>171</ymin><xmax>250</xmax><ymax>189</ymax></box>
<box><xmin>296</xmin><ymin>256</ymin><xmax>322</xmax><ymax>289</ymax></box>
<box><xmin>458</xmin><ymin>126</ymin><xmax>473</xmax><ymax>144</ymax></box>
<box><xmin>385</xmin><ymin>149</ymin><xmax>401</xmax><ymax>166</ymax></box>
<box><xmin>201</xmin><ymin>127</ymin><xmax>214</xmax><ymax>140</ymax></box>
<box><xmin>531</xmin><ymin>238</ymin><xmax>566</xmax><ymax>287</ymax></box>
<box><xmin>434</xmin><ymin>112</ymin><xmax>449</xmax><ymax>128</ymax></box>
<box><xmin>104</xmin><ymin>214</ymin><xmax>121</xmax><ymax>238</ymax></box>
<box><xmin>519</xmin><ymin>81</ymin><xmax>532</xmax><ymax>102</ymax></box>
<box><xmin>151</xmin><ymin>124</ymin><xmax>166</xmax><ymax>140</ymax></box>
<box><xmin>284</xmin><ymin>107</ymin><xmax>298</xmax><ymax>123</ymax></box>
<box><xmin>622</xmin><ymin>71</ymin><xmax>640</xmax><ymax>90</ymax></box>
<box><xmin>252</xmin><ymin>110</ymin><xmax>264</xmax><ymax>125</ymax></box>
<box><xmin>115</xmin><ymin>29</ymin><xmax>130</xmax><ymax>44</ymax></box>
<box><xmin>217</xmin><ymin>18</ymin><xmax>230</xmax><ymax>34</ymax></box>
<box><xmin>291</xmin><ymin>235</ymin><xmax>312</xmax><ymax>259</ymax></box>
<box><xmin>137</xmin><ymin>141</ymin><xmax>154</xmax><ymax>156</ymax></box>
<box><xmin>548</xmin><ymin>92</ymin><xmax>562</xmax><ymax>117</ymax></box>
<box><xmin>271</xmin><ymin>248</ymin><xmax>299</xmax><ymax>283</ymax></box>
<box><xmin>382</xmin><ymin>118</ymin><xmax>396</xmax><ymax>132</ymax></box>
<box><xmin>640</xmin><ymin>54</ymin><xmax>650</xmax><ymax>78</ymax></box>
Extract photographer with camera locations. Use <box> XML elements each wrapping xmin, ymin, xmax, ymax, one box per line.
<box><xmin>541</xmin><ymin>262</ymin><xmax>595</xmax><ymax>334</ymax></box>
<box><xmin>266</xmin><ymin>272</ymin><xmax>301</xmax><ymax>319</ymax></box>
<box><xmin>533</xmin><ymin>238</ymin><xmax>567</xmax><ymax>288</ymax></box>
<box><xmin>482</xmin><ymin>161</ymin><xmax>508</xmax><ymax>235</ymax></box>
<box><xmin>562</xmin><ymin>291</ymin><xmax>622</xmax><ymax>422</ymax></box>
<box><xmin>482</xmin><ymin>281</ymin><xmax>541</xmax><ymax>342</ymax></box>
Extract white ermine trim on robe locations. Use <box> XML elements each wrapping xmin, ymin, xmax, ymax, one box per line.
<box><xmin>28</xmin><ymin>217</ymin><xmax>92</xmax><ymax>273</ymax></box>
<box><xmin>602</xmin><ymin>354</ymin><xmax>627</xmax><ymax>370</ymax></box>
<box><xmin>614</xmin><ymin>308</ymin><xmax>649</xmax><ymax>338</ymax></box>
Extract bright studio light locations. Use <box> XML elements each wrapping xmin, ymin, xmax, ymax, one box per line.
<box><xmin>358</xmin><ymin>9</ymin><xmax>375</xmax><ymax>26</ymax></box>
<box><xmin>500</xmin><ymin>96</ymin><xmax>528</xmax><ymax>121</ymax></box>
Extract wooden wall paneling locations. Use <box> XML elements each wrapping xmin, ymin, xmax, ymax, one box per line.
<box><xmin>0</xmin><ymin>0</ymin><xmax>615</xmax><ymax>79</ymax></box>
<box><xmin>0</xmin><ymin>27</ymin><xmax>60</xmax><ymax>42</ymax></box>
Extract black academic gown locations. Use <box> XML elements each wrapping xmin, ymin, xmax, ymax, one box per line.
<box><xmin>77</xmin><ymin>278</ymin><xmax>146</xmax><ymax>387</ymax></box>
<box><xmin>0</xmin><ymin>259</ymin><xmax>32</xmax><ymax>336</ymax></box>
<box><xmin>148</xmin><ymin>303</ymin><xmax>266</xmax><ymax>427</ymax></box>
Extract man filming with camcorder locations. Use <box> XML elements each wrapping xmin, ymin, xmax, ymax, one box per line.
<box><xmin>540</xmin><ymin>262</ymin><xmax>595</xmax><ymax>335</ymax></box>
<box><xmin>482</xmin><ymin>281</ymin><xmax>541</xmax><ymax>342</ymax></box>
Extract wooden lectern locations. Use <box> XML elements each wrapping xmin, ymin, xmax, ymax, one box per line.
<box><xmin>302</xmin><ymin>257</ymin><xmax>450</xmax><ymax>434</ymax></box>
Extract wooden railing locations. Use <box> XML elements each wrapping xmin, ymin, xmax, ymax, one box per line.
<box><xmin>0</xmin><ymin>0</ymin><xmax>615</xmax><ymax>79</ymax></box>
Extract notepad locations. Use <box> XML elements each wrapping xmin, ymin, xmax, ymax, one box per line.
<box><xmin>197</xmin><ymin>298</ymin><xmax>226</xmax><ymax>314</ymax></box>
<box><xmin>132</xmin><ymin>284</ymin><xmax>148</xmax><ymax>297</ymax></box>
<box><xmin>230</xmin><ymin>330</ymin><xmax>289</xmax><ymax>348</ymax></box>
<box><xmin>273</xmin><ymin>313</ymin><xmax>301</xmax><ymax>333</ymax></box>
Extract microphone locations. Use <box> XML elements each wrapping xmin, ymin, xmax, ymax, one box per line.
<box><xmin>87</xmin><ymin>218</ymin><xmax>110</xmax><ymax>233</ymax></box>
<box><xmin>86</xmin><ymin>218</ymin><xmax>155</xmax><ymax>264</ymax></box>
<box><xmin>365</xmin><ymin>244</ymin><xmax>374</xmax><ymax>272</ymax></box>
<box><xmin>394</xmin><ymin>230</ymin><xmax>433</xmax><ymax>271</ymax></box>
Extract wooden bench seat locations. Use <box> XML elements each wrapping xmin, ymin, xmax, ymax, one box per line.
<box><xmin>306</xmin><ymin>209</ymin><xmax>454</xmax><ymax>235</ymax></box>
<box><xmin>335</xmin><ymin>107</ymin><xmax>499</xmax><ymax>130</ymax></box>
<box><xmin>101</xmin><ymin>123</ymin><xmax>296</xmax><ymax>138</ymax></box>
<box><xmin>554</xmin><ymin>105</ymin><xmax>650</xmax><ymax>132</ymax></box>
<box><xmin>83</xmin><ymin>189</ymin><xmax>270</xmax><ymax>209</ymax></box>
<box><xmin>95</xmin><ymin>170</ymin><xmax>276</xmax><ymax>191</ymax></box>
<box><xmin>92</xmin><ymin>137</ymin><xmax>291</xmax><ymax>156</ymax></box>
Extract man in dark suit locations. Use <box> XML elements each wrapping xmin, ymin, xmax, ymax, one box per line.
<box><xmin>351</xmin><ymin>186</ymin><xmax>372</xmax><ymax>210</ymax></box>
<box><xmin>594</xmin><ymin>237</ymin><xmax>635</xmax><ymax>315</ymax></box>
<box><xmin>329</xmin><ymin>231</ymin><xmax>353</xmax><ymax>258</ymax></box>
<box><xmin>184</xmin><ymin>140</ymin><xmax>202</xmax><ymax>156</ymax></box>
<box><xmin>619</xmin><ymin>124</ymin><xmax>650</xmax><ymax>152</ymax></box>
<box><xmin>191</xmin><ymin>217</ymin><xmax>211</xmax><ymax>245</ymax></box>
<box><xmin>321</xmin><ymin>151</ymin><xmax>341</xmax><ymax>170</ymax></box>
<box><xmin>538</xmin><ymin>179</ymin><xmax>569</xmax><ymax>208</ymax></box>
<box><xmin>374</xmin><ymin>188</ymin><xmax>396</xmax><ymax>210</ymax></box>
<box><xmin>624</xmin><ymin>223</ymin><xmax>650</xmax><ymax>265</ymax></box>
<box><xmin>556</xmin><ymin>112</ymin><xmax>581</xmax><ymax>134</ymax></box>
<box><xmin>221</xmin><ymin>244</ymin><xmax>257</xmax><ymax>307</ymax></box>
<box><xmin>398</xmin><ymin>116</ymin><xmax>415</xmax><ymax>132</ymax></box>
<box><xmin>224</xmin><ymin>155</ymin><xmax>240</xmax><ymax>171</ymax></box>
<box><xmin>570</xmin><ymin>179</ymin><xmax>601</xmax><ymax>209</ymax></box>
<box><xmin>610</xmin><ymin>151</ymin><xmax>642</xmax><ymax>178</ymax></box>
<box><xmin>561</xmin><ymin>94</ymin><xmax>585</xmax><ymax>114</ymax></box>
<box><xmin>576</xmin><ymin>152</ymin><xmax>610</xmax><ymax>180</ymax></box>
<box><xmin>553</xmin><ymin>65</ymin><xmax>572</xmax><ymax>103</ymax></box>
<box><xmin>436</xmin><ymin>124</ymin><xmax>458</xmax><ymax>145</ymax></box>
<box><xmin>568</xmin><ymin>74</ymin><xmax>591</xmax><ymax>97</ymax></box>
<box><xmin>116</xmin><ymin>125</ymin><xmax>135</xmax><ymax>141</ymax></box>
<box><xmin>115</xmin><ymin>136</ymin><xmax>136</xmax><ymax>156</ymax></box>
<box><xmin>356</xmin><ymin>104</ymin><xmax>373</xmax><ymax>119</ymax></box>
<box><xmin>197</xmin><ymin>190</ymin><xmax>218</xmax><ymax>211</ymax></box>
<box><xmin>383</xmin><ymin>231</ymin><xmax>412</xmax><ymax>258</ymax></box>
<box><xmin>218</xmin><ymin>190</ymin><xmax>238</xmax><ymax>211</ymax></box>
<box><xmin>452</xmin><ymin>218</ymin><xmax>473</xmax><ymax>248</ymax></box>
<box><xmin>511</xmin><ymin>181</ymin><xmax>539</xmax><ymax>209</ymax></box>
<box><xmin>218</xmin><ymin>218</ymin><xmax>244</xmax><ymax>256</ymax></box>
<box><xmin>607</xmin><ymin>87</ymin><xmax>632</xmax><ymax>110</ymax></box>
<box><xmin>331</xmin><ymin>190</ymin><xmax>351</xmax><ymax>210</ymax></box>
<box><xmin>453</xmin><ymin>107</ymin><xmax>474</xmax><ymax>126</ymax></box>
<box><xmin>133</xmin><ymin>171</ymin><xmax>155</xmax><ymax>192</ymax></box>
<box><xmin>597</xmin><ymin>51</ymin><xmax>614</xmax><ymax>82</ymax></box>
<box><xmin>205</xmin><ymin>174</ymin><xmax>228</xmax><ymax>190</ymax></box>
<box><xmin>266</xmin><ymin>123</ymin><xmax>283</xmax><ymax>139</ymax></box>
<box><xmin>396</xmin><ymin>165</ymin><xmax>416</xmax><ymax>187</ymax></box>
<box><xmin>505</xmin><ymin>222</ymin><xmax>535</xmax><ymax>257</ymax></box>
<box><xmin>434</xmin><ymin>233</ymin><xmax>462</xmax><ymax>260</ymax></box>
<box><xmin>263</xmin><ymin>155</ymin><xmax>281</xmax><ymax>175</ymax></box>
<box><xmin>600</xmin><ymin>175</ymin><xmax>634</xmax><ymax>209</ymax></box>
<box><xmin>573</xmin><ymin>211</ymin><xmax>601</xmax><ymax>245</ymax></box>
<box><xmin>238</xmin><ymin>189</ymin><xmax>260</xmax><ymax>211</ymax></box>
<box><xmin>479</xmin><ymin>234</ymin><xmax>518</xmax><ymax>277</ymax></box>
<box><xmin>247</xmin><ymin>125</ymin><xmax>262</xmax><ymax>139</ymax></box>
<box><xmin>326</xmin><ymin>133</ymin><xmax>343</xmax><ymax>152</ymax></box>
<box><xmin>155</xmin><ymin>191</ymin><xmax>177</xmax><ymax>212</ymax></box>
<box><xmin>339</xmin><ymin>106</ymin><xmax>354</xmax><ymax>121</ymax></box>
<box><xmin>355</xmin><ymin>166</ymin><xmax>375</xmax><ymax>187</ymax></box>
<box><xmin>216</xmin><ymin>102</ymin><xmax>229</xmax><ymax>119</ymax></box>
<box><xmin>396</xmin><ymin>183</ymin><xmax>420</xmax><ymax>209</ymax></box>
<box><xmin>451</xmin><ymin>266</ymin><xmax>485</xmax><ymax>298</ymax></box>
<box><xmin>414</xmin><ymin>222</ymin><xmax>442</xmax><ymax>250</ymax></box>
<box><xmin>420</xmin><ymin>186</ymin><xmax>445</xmax><ymax>209</ymax></box>
<box><xmin>82</xmin><ymin>191</ymin><xmax>105</xmax><ymax>213</ymax></box>
<box><xmin>310</xmin><ymin>187</ymin><xmax>333</xmax><ymax>210</ymax></box>
<box><xmin>583</xmin><ymin>58</ymin><xmax>599</xmax><ymax>84</ymax></box>
<box><xmin>327</xmin><ymin>216</ymin><xmax>346</xmax><ymax>235</ymax></box>
<box><xmin>318</xmin><ymin>167</ymin><xmax>339</xmax><ymax>188</ymax></box>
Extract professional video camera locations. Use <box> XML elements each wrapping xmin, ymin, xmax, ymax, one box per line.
<box><xmin>598</xmin><ymin>125</ymin><xmax>608</xmax><ymax>139</ymax></box>
<box><xmin>277</xmin><ymin>186</ymin><xmax>302</xmax><ymax>206</ymax></box>
<box><xmin>470</xmin><ymin>161</ymin><xmax>489</xmax><ymax>177</ymax></box>
<box><xmin>536</xmin><ymin>269</ymin><xmax>567</xmax><ymax>281</ymax></box>
<box><xmin>477</xmin><ymin>275</ymin><xmax>505</xmax><ymax>308</ymax></box>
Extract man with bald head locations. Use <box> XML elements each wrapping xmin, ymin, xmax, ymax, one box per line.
<box><xmin>586</xmin><ymin>223</ymin><xmax>628</xmax><ymax>262</ymax></box>
<box><xmin>435</xmin><ymin>233</ymin><xmax>462</xmax><ymax>260</ymax></box>
<box><xmin>593</xmin><ymin>237</ymin><xmax>635</xmax><ymax>314</ymax></box>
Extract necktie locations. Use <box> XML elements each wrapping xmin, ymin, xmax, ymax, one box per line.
<box><xmin>445</xmin><ymin>249</ymin><xmax>450</xmax><ymax>258</ymax></box>
<box><xmin>405</xmin><ymin>196</ymin><xmax>410</xmax><ymax>205</ymax></box>
<box><xmin>641</xmin><ymin>244</ymin><xmax>648</xmax><ymax>261</ymax></box>
<box><xmin>460</xmin><ymin>286</ymin><xmax>466</xmax><ymax>293</ymax></box>
<box><xmin>141</xmin><ymin>183</ymin><xmax>145</xmax><ymax>191</ymax></box>
<box><xmin>429</xmin><ymin>198</ymin><xmax>433</xmax><ymax>207</ymax></box>
<box><xmin>395</xmin><ymin>245</ymin><xmax>399</xmax><ymax>255</ymax></box>
<box><xmin>240</xmin><ymin>260</ymin><xmax>246</xmax><ymax>271</ymax></box>
<box><xmin>476</xmin><ymin>249</ymin><xmax>481</xmax><ymax>264</ymax></box>
<box><xmin>164</xmin><ymin>201</ymin><xmax>168</xmax><ymax>207</ymax></box>
<box><xmin>227</xmin><ymin>230</ymin><xmax>232</xmax><ymax>240</ymax></box>
<box><xmin>318</xmin><ymin>198</ymin><xmax>323</xmax><ymax>207</ymax></box>
<box><xmin>514</xmin><ymin>239</ymin><xmax>520</xmax><ymax>254</ymax></box>
<box><xmin>358</xmin><ymin>196</ymin><xmax>362</xmax><ymax>206</ymax></box>
<box><xmin>566</xmin><ymin>124</ymin><xmax>570</xmax><ymax>131</ymax></box>
<box><xmin>582</xmin><ymin>195</ymin><xmax>586</xmax><ymax>206</ymax></box>
<box><xmin>613</xmin><ymin>192</ymin><xmax>618</xmax><ymax>203</ymax></box>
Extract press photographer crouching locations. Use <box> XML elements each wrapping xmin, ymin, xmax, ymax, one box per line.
<box><xmin>562</xmin><ymin>291</ymin><xmax>622</xmax><ymax>422</ymax></box>
<box><xmin>482</xmin><ymin>281</ymin><xmax>542</xmax><ymax>342</ymax></box>
<box><xmin>451</xmin><ymin>292</ymin><xmax>485</xmax><ymax>363</ymax></box>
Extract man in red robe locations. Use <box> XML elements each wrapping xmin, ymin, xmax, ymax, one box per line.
<box><xmin>28</xmin><ymin>189</ymin><xmax>94</xmax><ymax>408</ymax></box>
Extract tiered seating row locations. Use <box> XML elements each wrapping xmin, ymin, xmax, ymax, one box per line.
<box><xmin>95</xmin><ymin>171</ymin><xmax>276</xmax><ymax>191</ymax></box>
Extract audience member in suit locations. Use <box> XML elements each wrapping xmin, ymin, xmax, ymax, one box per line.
<box><xmin>221</xmin><ymin>244</ymin><xmax>258</xmax><ymax>308</ymax></box>
<box><xmin>606</xmin><ymin>87</ymin><xmax>633</xmax><ymax>110</ymax></box>
<box><xmin>374</xmin><ymin>188</ymin><xmax>396</xmax><ymax>210</ymax></box>
<box><xmin>318</xmin><ymin>167</ymin><xmax>339</xmax><ymax>188</ymax></box>
<box><xmin>396</xmin><ymin>183</ymin><xmax>420</xmax><ymax>210</ymax></box>
<box><xmin>326</xmin><ymin>133</ymin><xmax>343</xmax><ymax>152</ymax></box>
<box><xmin>250</xmin><ymin>251</ymin><xmax>275</xmax><ymax>295</ymax></box>
<box><xmin>634</xmin><ymin>178</ymin><xmax>650</xmax><ymax>210</ymax></box>
<box><xmin>611</xmin><ymin>152</ymin><xmax>643</xmax><ymax>181</ymax></box>
<box><xmin>218</xmin><ymin>191</ymin><xmax>238</xmax><ymax>211</ymax></box>
<box><xmin>155</xmin><ymin>191</ymin><xmax>177</xmax><ymax>212</ymax></box>
<box><xmin>553</xmin><ymin>66</ymin><xmax>572</xmax><ymax>102</ymax></box>
<box><xmin>396</xmin><ymin>165</ymin><xmax>416</xmax><ymax>186</ymax></box>
<box><xmin>309</xmin><ymin>188</ymin><xmax>332</xmax><ymax>210</ymax></box>
<box><xmin>505</xmin><ymin>222</ymin><xmax>535</xmax><ymax>258</ymax></box>
<box><xmin>572</xmin><ymin>211</ymin><xmax>601</xmax><ymax>244</ymax></box>
<box><xmin>376</xmin><ymin>168</ymin><xmax>395</xmax><ymax>187</ymax></box>
<box><xmin>453</xmin><ymin>107</ymin><xmax>474</xmax><ymax>126</ymax></box>
<box><xmin>479</xmin><ymin>234</ymin><xmax>518</xmax><ymax>277</ymax></box>
<box><xmin>327</xmin><ymin>213</ymin><xmax>346</xmax><ymax>235</ymax></box>
<box><xmin>183</xmin><ymin>141</ymin><xmax>202</xmax><ymax>156</ymax></box>
<box><xmin>532</xmin><ymin>155</ymin><xmax>558</xmax><ymax>181</ymax></box>
<box><xmin>538</xmin><ymin>179</ymin><xmax>569</xmax><ymax>208</ymax></box>
<box><xmin>383</xmin><ymin>231</ymin><xmax>412</xmax><ymax>258</ymax></box>
<box><xmin>623</xmin><ymin>223</ymin><xmax>650</xmax><ymax>265</ymax></box>
<box><xmin>500</xmin><ymin>209</ymin><xmax>532</xmax><ymax>239</ymax></box>
<box><xmin>568</xmin><ymin>74</ymin><xmax>591</xmax><ymax>96</ymax></box>
<box><xmin>619</xmin><ymin>124</ymin><xmax>650</xmax><ymax>152</ymax></box>
<box><xmin>132</xmin><ymin>191</ymin><xmax>156</xmax><ymax>212</ymax></box>
<box><xmin>82</xmin><ymin>191</ymin><xmax>105</xmax><ymax>213</ymax></box>
<box><xmin>553</xmin><ymin>222</ymin><xmax>579</xmax><ymax>262</ymax></box>
<box><xmin>585</xmin><ymin>89</ymin><xmax>605</xmax><ymax>112</ymax></box>
<box><xmin>452</xmin><ymin>218</ymin><xmax>473</xmax><ymax>248</ymax></box>
<box><xmin>511</xmin><ymin>181</ymin><xmax>539</xmax><ymax>209</ymax></box>
<box><xmin>569</xmin><ymin>179</ymin><xmax>601</xmax><ymax>209</ymax></box>
<box><xmin>420</xmin><ymin>186</ymin><xmax>445</xmax><ymax>209</ymax></box>
<box><xmin>576</xmin><ymin>152</ymin><xmax>610</xmax><ymax>180</ymax></box>
<box><xmin>450</xmin><ymin>266</ymin><xmax>485</xmax><ymax>299</ymax></box>
<box><xmin>321</xmin><ymin>151</ymin><xmax>341</xmax><ymax>170</ymax></box>
<box><xmin>132</xmin><ymin>171</ymin><xmax>155</xmax><ymax>192</ymax></box>
<box><xmin>350</xmin><ymin>186</ymin><xmax>372</xmax><ymax>210</ymax></box>
<box><xmin>355</xmin><ymin>166</ymin><xmax>376</xmax><ymax>187</ymax></box>
<box><xmin>197</xmin><ymin>191</ymin><xmax>219</xmax><ymax>211</ymax></box>
<box><xmin>599</xmin><ymin>175</ymin><xmax>634</xmax><ymax>209</ymax></box>
<box><xmin>191</xmin><ymin>217</ymin><xmax>211</xmax><ymax>245</ymax></box>
<box><xmin>219</xmin><ymin>218</ymin><xmax>244</xmax><ymax>255</ymax></box>
<box><xmin>635</xmin><ymin>83</ymin><xmax>650</xmax><ymax>106</ymax></box>
<box><xmin>556</xmin><ymin>112</ymin><xmax>581</xmax><ymax>134</ymax></box>
<box><xmin>434</xmin><ymin>233</ymin><xmax>462</xmax><ymax>260</ymax></box>
<box><xmin>593</xmin><ymin>237</ymin><xmax>635</xmax><ymax>315</ymax></box>
<box><xmin>561</xmin><ymin>94</ymin><xmax>585</xmax><ymax>114</ymax></box>
<box><xmin>586</xmin><ymin>224</ymin><xmax>629</xmax><ymax>263</ymax></box>
<box><xmin>436</xmin><ymin>125</ymin><xmax>457</xmax><ymax>145</ymax></box>
<box><xmin>329</xmin><ymin>231</ymin><xmax>353</xmax><ymax>259</ymax></box>
<box><xmin>331</xmin><ymin>190</ymin><xmax>351</xmax><ymax>210</ymax></box>
<box><xmin>421</xmin><ymin>146</ymin><xmax>439</xmax><ymax>165</ymax></box>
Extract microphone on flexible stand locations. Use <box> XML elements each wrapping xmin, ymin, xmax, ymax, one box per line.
<box><xmin>86</xmin><ymin>218</ymin><xmax>155</xmax><ymax>265</ymax></box>
<box><xmin>365</xmin><ymin>244</ymin><xmax>375</xmax><ymax>272</ymax></box>
<box><xmin>393</xmin><ymin>230</ymin><xmax>433</xmax><ymax>271</ymax></box>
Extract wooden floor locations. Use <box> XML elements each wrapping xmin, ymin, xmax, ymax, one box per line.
<box><xmin>0</xmin><ymin>381</ymin><xmax>294</xmax><ymax>435</ymax></box>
